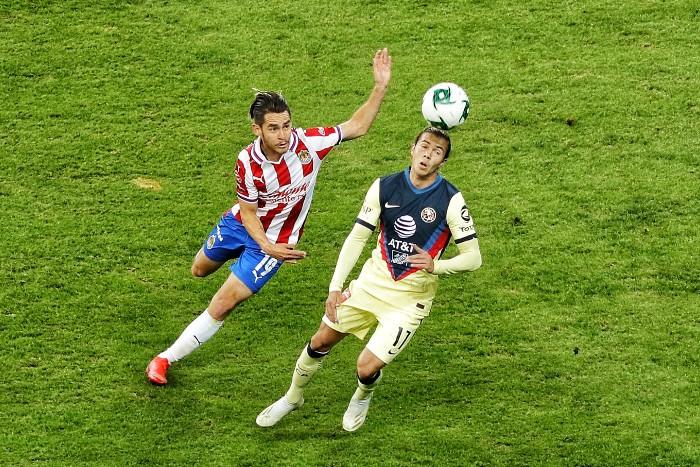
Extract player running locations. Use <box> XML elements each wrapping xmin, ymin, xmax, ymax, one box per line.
<box><xmin>146</xmin><ymin>48</ymin><xmax>392</xmax><ymax>385</ymax></box>
<box><xmin>257</xmin><ymin>127</ymin><xmax>482</xmax><ymax>431</ymax></box>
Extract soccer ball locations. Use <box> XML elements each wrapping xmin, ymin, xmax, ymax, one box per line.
<box><xmin>421</xmin><ymin>82</ymin><xmax>470</xmax><ymax>130</ymax></box>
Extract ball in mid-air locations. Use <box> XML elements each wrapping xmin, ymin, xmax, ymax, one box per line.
<box><xmin>421</xmin><ymin>82</ymin><xmax>470</xmax><ymax>130</ymax></box>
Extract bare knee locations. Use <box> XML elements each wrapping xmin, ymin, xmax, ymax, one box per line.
<box><xmin>310</xmin><ymin>323</ymin><xmax>346</xmax><ymax>353</ymax></box>
<box><xmin>207</xmin><ymin>276</ymin><xmax>253</xmax><ymax>320</ymax></box>
<box><xmin>356</xmin><ymin>351</ymin><xmax>385</xmax><ymax>380</ymax></box>
<box><xmin>309</xmin><ymin>333</ymin><xmax>336</xmax><ymax>353</ymax></box>
<box><xmin>191</xmin><ymin>263</ymin><xmax>209</xmax><ymax>278</ymax></box>
<box><xmin>191</xmin><ymin>249</ymin><xmax>223</xmax><ymax>278</ymax></box>
<box><xmin>357</xmin><ymin>364</ymin><xmax>379</xmax><ymax>381</ymax></box>
<box><xmin>310</xmin><ymin>337</ymin><xmax>332</xmax><ymax>353</ymax></box>
<box><xmin>208</xmin><ymin>292</ymin><xmax>249</xmax><ymax>320</ymax></box>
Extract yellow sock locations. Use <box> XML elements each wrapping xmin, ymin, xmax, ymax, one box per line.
<box><xmin>285</xmin><ymin>344</ymin><xmax>327</xmax><ymax>404</ymax></box>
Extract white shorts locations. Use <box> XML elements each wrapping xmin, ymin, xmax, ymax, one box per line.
<box><xmin>322</xmin><ymin>280</ymin><xmax>432</xmax><ymax>364</ymax></box>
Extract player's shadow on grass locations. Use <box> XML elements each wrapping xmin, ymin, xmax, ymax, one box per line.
<box><xmin>258</xmin><ymin>425</ymin><xmax>357</xmax><ymax>441</ymax></box>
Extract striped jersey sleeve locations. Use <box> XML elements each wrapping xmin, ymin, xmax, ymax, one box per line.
<box><xmin>234</xmin><ymin>147</ymin><xmax>259</xmax><ymax>203</ymax></box>
<box><xmin>300</xmin><ymin>126</ymin><xmax>343</xmax><ymax>161</ymax></box>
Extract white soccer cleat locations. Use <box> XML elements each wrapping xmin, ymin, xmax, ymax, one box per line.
<box><xmin>342</xmin><ymin>395</ymin><xmax>373</xmax><ymax>432</ymax></box>
<box><xmin>256</xmin><ymin>396</ymin><xmax>304</xmax><ymax>427</ymax></box>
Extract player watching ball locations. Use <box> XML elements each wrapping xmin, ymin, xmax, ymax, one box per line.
<box><xmin>146</xmin><ymin>48</ymin><xmax>392</xmax><ymax>386</ymax></box>
<box><xmin>257</xmin><ymin>126</ymin><xmax>482</xmax><ymax>431</ymax></box>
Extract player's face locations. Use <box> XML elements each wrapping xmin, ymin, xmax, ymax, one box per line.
<box><xmin>410</xmin><ymin>133</ymin><xmax>447</xmax><ymax>179</ymax></box>
<box><xmin>253</xmin><ymin>111</ymin><xmax>292</xmax><ymax>159</ymax></box>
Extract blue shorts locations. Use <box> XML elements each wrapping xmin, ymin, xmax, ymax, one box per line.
<box><xmin>201</xmin><ymin>212</ymin><xmax>283</xmax><ymax>293</ymax></box>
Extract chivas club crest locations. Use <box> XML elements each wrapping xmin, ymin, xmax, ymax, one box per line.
<box><xmin>297</xmin><ymin>150</ymin><xmax>312</xmax><ymax>164</ymax></box>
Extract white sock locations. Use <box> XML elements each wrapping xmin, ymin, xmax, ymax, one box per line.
<box><xmin>285</xmin><ymin>344</ymin><xmax>327</xmax><ymax>404</ymax></box>
<box><xmin>353</xmin><ymin>370</ymin><xmax>383</xmax><ymax>400</ymax></box>
<box><xmin>159</xmin><ymin>309</ymin><xmax>223</xmax><ymax>363</ymax></box>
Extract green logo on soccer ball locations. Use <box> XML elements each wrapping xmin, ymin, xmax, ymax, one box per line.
<box><xmin>432</xmin><ymin>88</ymin><xmax>455</xmax><ymax>107</ymax></box>
<box><xmin>460</xmin><ymin>99</ymin><xmax>470</xmax><ymax>121</ymax></box>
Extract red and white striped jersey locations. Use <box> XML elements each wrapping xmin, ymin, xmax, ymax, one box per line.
<box><xmin>231</xmin><ymin>126</ymin><xmax>343</xmax><ymax>244</ymax></box>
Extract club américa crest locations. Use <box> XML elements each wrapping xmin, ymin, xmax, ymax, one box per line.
<box><xmin>421</xmin><ymin>207</ymin><xmax>437</xmax><ymax>223</ymax></box>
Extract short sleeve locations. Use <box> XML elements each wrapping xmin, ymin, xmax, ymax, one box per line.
<box><xmin>235</xmin><ymin>152</ymin><xmax>258</xmax><ymax>203</ymax></box>
<box><xmin>301</xmin><ymin>126</ymin><xmax>342</xmax><ymax>160</ymax></box>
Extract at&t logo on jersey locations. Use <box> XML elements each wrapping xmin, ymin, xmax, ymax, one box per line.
<box><xmin>393</xmin><ymin>215</ymin><xmax>416</xmax><ymax>238</ymax></box>
<box><xmin>387</xmin><ymin>238</ymin><xmax>414</xmax><ymax>265</ymax></box>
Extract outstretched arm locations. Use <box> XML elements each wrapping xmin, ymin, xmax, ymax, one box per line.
<box><xmin>338</xmin><ymin>48</ymin><xmax>392</xmax><ymax>141</ymax></box>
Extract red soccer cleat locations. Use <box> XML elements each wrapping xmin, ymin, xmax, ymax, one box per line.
<box><xmin>145</xmin><ymin>356</ymin><xmax>170</xmax><ymax>385</ymax></box>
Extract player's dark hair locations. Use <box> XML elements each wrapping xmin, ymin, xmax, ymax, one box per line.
<box><xmin>249</xmin><ymin>91</ymin><xmax>291</xmax><ymax>125</ymax></box>
<box><xmin>415</xmin><ymin>126</ymin><xmax>452</xmax><ymax>160</ymax></box>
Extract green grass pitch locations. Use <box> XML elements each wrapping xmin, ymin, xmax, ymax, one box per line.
<box><xmin>2</xmin><ymin>0</ymin><xmax>699</xmax><ymax>464</ymax></box>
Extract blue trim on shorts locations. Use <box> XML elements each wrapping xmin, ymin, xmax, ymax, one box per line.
<box><xmin>201</xmin><ymin>212</ymin><xmax>282</xmax><ymax>293</ymax></box>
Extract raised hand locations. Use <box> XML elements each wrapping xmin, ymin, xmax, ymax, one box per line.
<box><xmin>373</xmin><ymin>48</ymin><xmax>392</xmax><ymax>89</ymax></box>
